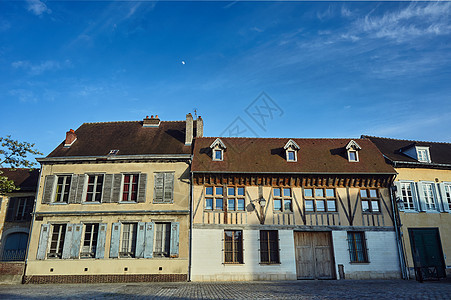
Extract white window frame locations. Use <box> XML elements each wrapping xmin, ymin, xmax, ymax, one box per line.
<box><xmin>213</xmin><ymin>148</ymin><xmax>223</xmax><ymax>161</ymax></box>
<box><xmin>84</xmin><ymin>174</ymin><xmax>104</xmax><ymax>203</ymax></box>
<box><xmin>153</xmin><ymin>222</ymin><xmax>171</xmax><ymax>257</ymax></box>
<box><xmin>416</xmin><ymin>146</ymin><xmax>431</xmax><ymax>163</ymax></box>
<box><xmin>120</xmin><ymin>223</ymin><xmax>137</xmax><ymax>258</ymax></box>
<box><xmin>120</xmin><ymin>174</ymin><xmax>140</xmax><ymax>202</ymax></box>
<box><xmin>53</xmin><ymin>175</ymin><xmax>72</xmax><ymax>203</ymax></box>
<box><xmin>48</xmin><ymin>224</ymin><xmax>66</xmax><ymax>259</ymax></box>
<box><xmin>419</xmin><ymin>181</ymin><xmax>439</xmax><ymax>211</ymax></box>
<box><xmin>399</xmin><ymin>181</ymin><xmax>418</xmax><ymax>211</ymax></box>
<box><xmin>347</xmin><ymin>150</ymin><xmax>359</xmax><ymax>162</ymax></box>
<box><xmin>440</xmin><ymin>182</ymin><xmax>451</xmax><ymax>212</ymax></box>
<box><xmin>81</xmin><ymin>223</ymin><xmax>99</xmax><ymax>258</ymax></box>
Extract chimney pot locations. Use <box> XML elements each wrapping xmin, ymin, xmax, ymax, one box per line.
<box><xmin>143</xmin><ymin>115</ymin><xmax>160</xmax><ymax>127</ymax></box>
<box><xmin>65</xmin><ymin>129</ymin><xmax>77</xmax><ymax>147</ymax></box>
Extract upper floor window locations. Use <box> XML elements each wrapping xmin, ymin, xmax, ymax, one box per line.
<box><xmin>210</xmin><ymin>138</ymin><xmax>226</xmax><ymax>161</ymax></box>
<box><xmin>6</xmin><ymin>197</ymin><xmax>34</xmax><ymax>222</ymax></box>
<box><xmin>399</xmin><ymin>182</ymin><xmax>416</xmax><ymax>210</ymax></box>
<box><xmin>154</xmin><ymin>172</ymin><xmax>174</xmax><ymax>203</ymax></box>
<box><xmin>304</xmin><ymin>188</ymin><xmax>337</xmax><ymax>212</ymax></box>
<box><xmin>205</xmin><ymin>186</ymin><xmax>224</xmax><ymax>210</ymax></box>
<box><xmin>227</xmin><ymin>187</ymin><xmax>245</xmax><ymax>211</ymax></box>
<box><xmin>416</xmin><ymin>147</ymin><xmax>431</xmax><ymax>163</ymax></box>
<box><xmin>273</xmin><ymin>187</ymin><xmax>292</xmax><ymax>212</ymax></box>
<box><xmin>360</xmin><ymin>189</ymin><xmax>380</xmax><ymax>213</ymax></box>
<box><xmin>284</xmin><ymin>139</ymin><xmax>300</xmax><ymax>162</ymax></box>
<box><xmin>421</xmin><ymin>182</ymin><xmax>437</xmax><ymax>211</ymax></box>
<box><xmin>346</xmin><ymin>140</ymin><xmax>361</xmax><ymax>163</ymax></box>
<box><xmin>122</xmin><ymin>174</ymin><xmax>139</xmax><ymax>202</ymax></box>
<box><xmin>85</xmin><ymin>174</ymin><xmax>104</xmax><ymax>202</ymax></box>
<box><xmin>55</xmin><ymin>175</ymin><xmax>72</xmax><ymax>203</ymax></box>
<box><xmin>443</xmin><ymin>183</ymin><xmax>451</xmax><ymax>211</ymax></box>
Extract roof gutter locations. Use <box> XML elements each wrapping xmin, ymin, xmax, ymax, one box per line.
<box><xmin>191</xmin><ymin>171</ymin><xmax>396</xmax><ymax>175</ymax></box>
<box><xmin>37</xmin><ymin>154</ymin><xmax>192</xmax><ymax>163</ymax></box>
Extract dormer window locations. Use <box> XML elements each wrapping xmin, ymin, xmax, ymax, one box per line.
<box><xmin>109</xmin><ymin>149</ymin><xmax>119</xmax><ymax>155</ymax></box>
<box><xmin>210</xmin><ymin>138</ymin><xmax>226</xmax><ymax>161</ymax></box>
<box><xmin>346</xmin><ymin>140</ymin><xmax>361</xmax><ymax>162</ymax></box>
<box><xmin>284</xmin><ymin>139</ymin><xmax>300</xmax><ymax>162</ymax></box>
<box><xmin>416</xmin><ymin>147</ymin><xmax>430</xmax><ymax>163</ymax></box>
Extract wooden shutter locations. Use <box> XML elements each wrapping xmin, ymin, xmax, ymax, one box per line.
<box><xmin>5</xmin><ymin>197</ymin><xmax>17</xmax><ymax>221</ymax></box>
<box><xmin>438</xmin><ymin>183</ymin><xmax>450</xmax><ymax>212</ymax></box>
<box><xmin>36</xmin><ymin>224</ymin><xmax>50</xmax><ymax>260</ymax></box>
<box><xmin>68</xmin><ymin>175</ymin><xmax>79</xmax><ymax>204</ymax></box>
<box><xmin>394</xmin><ymin>182</ymin><xmax>403</xmax><ymax>211</ymax></box>
<box><xmin>96</xmin><ymin>223</ymin><xmax>107</xmax><ymax>259</ymax></box>
<box><xmin>135</xmin><ymin>222</ymin><xmax>146</xmax><ymax>258</ymax></box>
<box><xmin>62</xmin><ymin>224</ymin><xmax>74</xmax><ymax>259</ymax></box>
<box><xmin>111</xmin><ymin>174</ymin><xmax>122</xmax><ymax>203</ymax></box>
<box><xmin>169</xmin><ymin>222</ymin><xmax>180</xmax><ymax>258</ymax></box>
<box><xmin>164</xmin><ymin>173</ymin><xmax>174</xmax><ymax>203</ymax></box>
<box><xmin>109</xmin><ymin>222</ymin><xmax>121</xmax><ymax>258</ymax></box>
<box><xmin>154</xmin><ymin>173</ymin><xmax>164</xmax><ymax>203</ymax></box>
<box><xmin>75</xmin><ymin>175</ymin><xmax>85</xmax><ymax>204</ymax></box>
<box><xmin>137</xmin><ymin>173</ymin><xmax>147</xmax><ymax>203</ymax></box>
<box><xmin>144</xmin><ymin>222</ymin><xmax>155</xmax><ymax>258</ymax></box>
<box><xmin>102</xmin><ymin>174</ymin><xmax>114</xmax><ymax>203</ymax></box>
<box><xmin>416</xmin><ymin>182</ymin><xmax>427</xmax><ymax>211</ymax></box>
<box><xmin>42</xmin><ymin>175</ymin><xmax>55</xmax><ymax>204</ymax></box>
<box><xmin>70</xmin><ymin>224</ymin><xmax>83</xmax><ymax>258</ymax></box>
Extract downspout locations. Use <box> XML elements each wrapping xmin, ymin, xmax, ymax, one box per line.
<box><xmin>390</xmin><ymin>173</ymin><xmax>409</xmax><ymax>279</ymax></box>
<box><xmin>23</xmin><ymin>164</ymin><xmax>42</xmax><ymax>283</ymax></box>
<box><xmin>188</xmin><ymin>158</ymin><xmax>193</xmax><ymax>282</ymax></box>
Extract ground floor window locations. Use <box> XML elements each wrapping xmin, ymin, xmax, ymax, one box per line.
<box><xmin>48</xmin><ymin>224</ymin><xmax>66</xmax><ymax>258</ymax></box>
<box><xmin>154</xmin><ymin>222</ymin><xmax>171</xmax><ymax>257</ymax></box>
<box><xmin>347</xmin><ymin>231</ymin><xmax>368</xmax><ymax>263</ymax></box>
<box><xmin>81</xmin><ymin>223</ymin><xmax>99</xmax><ymax>258</ymax></box>
<box><xmin>260</xmin><ymin>230</ymin><xmax>279</xmax><ymax>264</ymax></box>
<box><xmin>120</xmin><ymin>223</ymin><xmax>137</xmax><ymax>258</ymax></box>
<box><xmin>224</xmin><ymin>230</ymin><xmax>243</xmax><ymax>264</ymax></box>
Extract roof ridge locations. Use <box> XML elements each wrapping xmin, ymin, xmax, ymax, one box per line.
<box><xmin>363</xmin><ymin>135</ymin><xmax>451</xmax><ymax>145</ymax></box>
<box><xmin>199</xmin><ymin>136</ymin><xmax>362</xmax><ymax>140</ymax></box>
<box><xmin>82</xmin><ymin>120</ymin><xmax>186</xmax><ymax>125</ymax></box>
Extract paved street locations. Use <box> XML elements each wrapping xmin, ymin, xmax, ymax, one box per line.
<box><xmin>0</xmin><ymin>279</ymin><xmax>450</xmax><ymax>299</ymax></box>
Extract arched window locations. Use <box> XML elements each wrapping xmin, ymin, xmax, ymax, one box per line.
<box><xmin>1</xmin><ymin>232</ymin><xmax>28</xmax><ymax>261</ymax></box>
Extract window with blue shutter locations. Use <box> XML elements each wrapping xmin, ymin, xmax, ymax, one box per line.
<box><xmin>109</xmin><ymin>222</ymin><xmax>121</xmax><ymax>258</ymax></box>
<box><xmin>70</xmin><ymin>224</ymin><xmax>83</xmax><ymax>258</ymax></box>
<box><xmin>36</xmin><ymin>224</ymin><xmax>50</xmax><ymax>260</ymax></box>
<box><xmin>62</xmin><ymin>224</ymin><xmax>74</xmax><ymax>259</ymax></box>
<box><xmin>144</xmin><ymin>222</ymin><xmax>155</xmax><ymax>258</ymax></box>
<box><xmin>170</xmin><ymin>222</ymin><xmax>179</xmax><ymax>258</ymax></box>
<box><xmin>95</xmin><ymin>223</ymin><xmax>107</xmax><ymax>259</ymax></box>
<box><xmin>135</xmin><ymin>222</ymin><xmax>146</xmax><ymax>258</ymax></box>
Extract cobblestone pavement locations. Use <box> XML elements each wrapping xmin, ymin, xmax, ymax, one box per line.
<box><xmin>1</xmin><ymin>279</ymin><xmax>450</xmax><ymax>300</ymax></box>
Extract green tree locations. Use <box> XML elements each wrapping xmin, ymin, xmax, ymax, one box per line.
<box><xmin>0</xmin><ymin>135</ymin><xmax>43</xmax><ymax>195</ymax></box>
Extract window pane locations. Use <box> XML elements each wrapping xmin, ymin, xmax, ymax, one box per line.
<box><xmin>369</xmin><ymin>190</ymin><xmax>377</xmax><ymax>198</ymax></box>
<box><xmin>326</xmin><ymin>189</ymin><xmax>335</xmax><ymax>198</ymax></box>
<box><xmin>215</xmin><ymin>150</ymin><xmax>222</xmax><ymax>160</ymax></box>
<box><xmin>304</xmin><ymin>189</ymin><xmax>313</xmax><ymax>198</ymax></box>
<box><xmin>237</xmin><ymin>199</ymin><xmax>245</xmax><ymax>211</ymax></box>
<box><xmin>284</xmin><ymin>200</ymin><xmax>292</xmax><ymax>211</ymax></box>
<box><xmin>205</xmin><ymin>198</ymin><xmax>213</xmax><ymax>210</ymax></box>
<box><xmin>288</xmin><ymin>151</ymin><xmax>295</xmax><ymax>161</ymax></box>
<box><xmin>315</xmin><ymin>189</ymin><xmax>324</xmax><ymax>198</ymax></box>
<box><xmin>360</xmin><ymin>190</ymin><xmax>368</xmax><ymax>198</ymax></box>
<box><xmin>372</xmin><ymin>200</ymin><xmax>379</xmax><ymax>212</ymax></box>
<box><xmin>283</xmin><ymin>188</ymin><xmax>291</xmax><ymax>197</ymax></box>
<box><xmin>215</xmin><ymin>198</ymin><xmax>223</xmax><ymax>210</ymax></box>
<box><xmin>316</xmin><ymin>200</ymin><xmax>325</xmax><ymax>212</ymax></box>
<box><xmin>228</xmin><ymin>187</ymin><xmax>235</xmax><ymax>196</ymax></box>
<box><xmin>228</xmin><ymin>199</ymin><xmax>235</xmax><ymax>211</ymax></box>
<box><xmin>274</xmin><ymin>199</ymin><xmax>282</xmax><ymax>211</ymax></box>
<box><xmin>273</xmin><ymin>188</ymin><xmax>281</xmax><ymax>197</ymax></box>
<box><xmin>305</xmin><ymin>200</ymin><xmax>314</xmax><ymax>212</ymax></box>
<box><xmin>327</xmin><ymin>200</ymin><xmax>336</xmax><ymax>212</ymax></box>
<box><xmin>237</xmin><ymin>187</ymin><xmax>245</xmax><ymax>196</ymax></box>
<box><xmin>362</xmin><ymin>200</ymin><xmax>370</xmax><ymax>212</ymax></box>
<box><xmin>206</xmin><ymin>187</ymin><xmax>213</xmax><ymax>195</ymax></box>
<box><xmin>349</xmin><ymin>151</ymin><xmax>357</xmax><ymax>161</ymax></box>
<box><xmin>216</xmin><ymin>187</ymin><xmax>223</xmax><ymax>195</ymax></box>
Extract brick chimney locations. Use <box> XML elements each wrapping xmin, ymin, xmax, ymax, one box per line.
<box><xmin>185</xmin><ymin>113</ymin><xmax>193</xmax><ymax>146</ymax></box>
<box><xmin>64</xmin><ymin>129</ymin><xmax>77</xmax><ymax>147</ymax></box>
<box><xmin>143</xmin><ymin>115</ymin><xmax>160</xmax><ymax>127</ymax></box>
<box><xmin>196</xmin><ymin>116</ymin><xmax>203</xmax><ymax>138</ymax></box>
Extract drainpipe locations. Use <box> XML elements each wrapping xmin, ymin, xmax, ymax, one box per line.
<box><xmin>188</xmin><ymin>159</ymin><xmax>193</xmax><ymax>282</ymax></box>
<box><xmin>390</xmin><ymin>173</ymin><xmax>409</xmax><ymax>279</ymax></box>
<box><xmin>23</xmin><ymin>164</ymin><xmax>42</xmax><ymax>283</ymax></box>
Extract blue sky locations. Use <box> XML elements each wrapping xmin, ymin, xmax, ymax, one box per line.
<box><xmin>1</xmin><ymin>1</ymin><xmax>450</xmax><ymax>158</ymax></box>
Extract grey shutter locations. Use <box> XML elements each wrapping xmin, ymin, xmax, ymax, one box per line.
<box><xmin>438</xmin><ymin>183</ymin><xmax>450</xmax><ymax>212</ymax></box>
<box><xmin>25</xmin><ymin>197</ymin><xmax>34</xmax><ymax>221</ymax></box>
<box><xmin>96</xmin><ymin>223</ymin><xmax>107</xmax><ymax>259</ymax></box>
<box><xmin>70</xmin><ymin>224</ymin><xmax>83</xmax><ymax>258</ymax></box>
<box><xmin>135</xmin><ymin>222</ymin><xmax>146</xmax><ymax>258</ymax></box>
<box><xmin>75</xmin><ymin>175</ymin><xmax>85</xmax><ymax>203</ymax></box>
<box><xmin>42</xmin><ymin>175</ymin><xmax>56</xmax><ymax>204</ymax></box>
<box><xmin>394</xmin><ymin>182</ymin><xmax>403</xmax><ymax>211</ymax></box>
<box><xmin>62</xmin><ymin>224</ymin><xmax>74</xmax><ymax>259</ymax></box>
<box><xmin>169</xmin><ymin>222</ymin><xmax>179</xmax><ymax>258</ymax></box>
<box><xmin>5</xmin><ymin>197</ymin><xmax>17</xmax><ymax>221</ymax></box>
<box><xmin>68</xmin><ymin>175</ymin><xmax>79</xmax><ymax>204</ymax></box>
<box><xmin>102</xmin><ymin>174</ymin><xmax>114</xmax><ymax>203</ymax></box>
<box><xmin>144</xmin><ymin>222</ymin><xmax>155</xmax><ymax>258</ymax></box>
<box><xmin>164</xmin><ymin>173</ymin><xmax>174</xmax><ymax>203</ymax></box>
<box><xmin>154</xmin><ymin>173</ymin><xmax>164</xmax><ymax>203</ymax></box>
<box><xmin>111</xmin><ymin>174</ymin><xmax>122</xmax><ymax>203</ymax></box>
<box><xmin>36</xmin><ymin>224</ymin><xmax>50</xmax><ymax>260</ymax></box>
<box><xmin>137</xmin><ymin>173</ymin><xmax>147</xmax><ymax>203</ymax></box>
<box><xmin>416</xmin><ymin>182</ymin><xmax>427</xmax><ymax>211</ymax></box>
<box><xmin>109</xmin><ymin>222</ymin><xmax>121</xmax><ymax>258</ymax></box>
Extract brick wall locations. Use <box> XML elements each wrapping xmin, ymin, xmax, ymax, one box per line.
<box><xmin>23</xmin><ymin>273</ymin><xmax>187</xmax><ymax>284</ymax></box>
<box><xmin>0</xmin><ymin>262</ymin><xmax>25</xmax><ymax>275</ymax></box>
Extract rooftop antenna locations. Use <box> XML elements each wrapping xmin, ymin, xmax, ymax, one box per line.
<box><xmin>193</xmin><ymin>108</ymin><xmax>198</xmax><ymax>119</ymax></box>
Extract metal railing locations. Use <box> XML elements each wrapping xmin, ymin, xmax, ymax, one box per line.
<box><xmin>0</xmin><ymin>249</ymin><xmax>26</xmax><ymax>261</ymax></box>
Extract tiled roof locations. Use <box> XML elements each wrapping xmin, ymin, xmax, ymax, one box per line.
<box><xmin>192</xmin><ymin>137</ymin><xmax>395</xmax><ymax>174</ymax></box>
<box><xmin>47</xmin><ymin>120</ymin><xmax>197</xmax><ymax>157</ymax></box>
<box><xmin>0</xmin><ymin>168</ymin><xmax>39</xmax><ymax>191</ymax></box>
<box><xmin>363</xmin><ymin>136</ymin><xmax>451</xmax><ymax>166</ymax></box>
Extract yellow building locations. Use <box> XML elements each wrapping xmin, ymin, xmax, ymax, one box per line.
<box><xmin>190</xmin><ymin>137</ymin><xmax>400</xmax><ymax>281</ymax></box>
<box><xmin>366</xmin><ymin>136</ymin><xmax>451</xmax><ymax>280</ymax></box>
<box><xmin>25</xmin><ymin>114</ymin><xmax>202</xmax><ymax>283</ymax></box>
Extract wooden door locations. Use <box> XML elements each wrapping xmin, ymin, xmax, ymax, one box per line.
<box><xmin>294</xmin><ymin>231</ymin><xmax>335</xmax><ymax>279</ymax></box>
<box><xmin>409</xmin><ymin>228</ymin><xmax>446</xmax><ymax>278</ymax></box>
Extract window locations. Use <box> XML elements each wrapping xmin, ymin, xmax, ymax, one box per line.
<box><xmin>347</xmin><ymin>231</ymin><xmax>368</xmax><ymax>263</ymax></box>
<box><xmin>224</xmin><ymin>230</ymin><xmax>243</xmax><ymax>264</ymax></box>
<box><xmin>346</xmin><ymin>140</ymin><xmax>361</xmax><ymax>162</ymax></box>
<box><xmin>444</xmin><ymin>184</ymin><xmax>451</xmax><ymax>211</ymax></box>
<box><xmin>122</xmin><ymin>174</ymin><xmax>139</xmax><ymax>202</ymax></box>
<box><xmin>154</xmin><ymin>172</ymin><xmax>174</xmax><ymax>203</ymax></box>
<box><xmin>214</xmin><ymin>149</ymin><xmax>223</xmax><ymax>161</ymax></box>
<box><xmin>205</xmin><ymin>186</ymin><xmax>224</xmax><ymax>210</ymax></box>
<box><xmin>348</xmin><ymin>150</ymin><xmax>358</xmax><ymax>162</ymax></box>
<box><xmin>48</xmin><ymin>224</ymin><xmax>66</xmax><ymax>258</ymax></box>
<box><xmin>54</xmin><ymin>175</ymin><xmax>71</xmax><ymax>203</ymax></box>
<box><xmin>400</xmin><ymin>182</ymin><xmax>416</xmax><ymax>210</ymax></box>
<box><xmin>284</xmin><ymin>139</ymin><xmax>300</xmax><ymax>162</ymax></box>
<box><xmin>360</xmin><ymin>189</ymin><xmax>380</xmax><ymax>213</ymax></box>
<box><xmin>154</xmin><ymin>222</ymin><xmax>171</xmax><ymax>257</ymax></box>
<box><xmin>260</xmin><ymin>230</ymin><xmax>279</xmax><ymax>264</ymax></box>
<box><xmin>6</xmin><ymin>197</ymin><xmax>33</xmax><ymax>221</ymax></box>
<box><xmin>227</xmin><ymin>187</ymin><xmax>245</xmax><ymax>211</ymax></box>
<box><xmin>81</xmin><ymin>223</ymin><xmax>99</xmax><ymax>258</ymax></box>
<box><xmin>85</xmin><ymin>175</ymin><xmax>104</xmax><ymax>202</ymax></box>
<box><xmin>416</xmin><ymin>147</ymin><xmax>430</xmax><ymax>163</ymax></box>
<box><xmin>273</xmin><ymin>187</ymin><xmax>292</xmax><ymax>212</ymax></box>
<box><xmin>304</xmin><ymin>188</ymin><xmax>337</xmax><ymax>212</ymax></box>
<box><xmin>210</xmin><ymin>138</ymin><xmax>226</xmax><ymax>161</ymax></box>
<box><xmin>120</xmin><ymin>223</ymin><xmax>137</xmax><ymax>258</ymax></box>
<box><xmin>422</xmin><ymin>183</ymin><xmax>437</xmax><ymax>210</ymax></box>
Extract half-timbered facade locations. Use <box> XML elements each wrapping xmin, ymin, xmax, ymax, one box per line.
<box><xmin>191</xmin><ymin>137</ymin><xmax>400</xmax><ymax>280</ymax></box>
<box><xmin>25</xmin><ymin>114</ymin><xmax>202</xmax><ymax>283</ymax></box>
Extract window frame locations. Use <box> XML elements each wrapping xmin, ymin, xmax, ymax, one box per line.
<box><xmin>420</xmin><ymin>182</ymin><xmax>438</xmax><ymax>211</ymax></box>
<box><xmin>224</xmin><ymin>230</ymin><xmax>243</xmax><ymax>264</ymax></box>
<box><xmin>443</xmin><ymin>183</ymin><xmax>451</xmax><ymax>212</ymax></box>
<box><xmin>348</xmin><ymin>150</ymin><xmax>359</xmax><ymax>162</ymax></box>
<box><xmin>303</xmin><ymin>187</ymin><xmax>337</xmax><ymax>213</ymax></box>
<box><xmin>53</xmin><ymin>175</ymin><xmax>72</xmax><ymax>203</ymax></box>
<box><xmin>416</xmin><ymin>146</ymin><xmax>431</xmax><ymax>163</ymax></box>
<box><xmin>360</xmin><ymin>188</ymin><xmax>381</xmax><ymax>213</ymax></box>
<box><xmin>226</xmin><ymin>186</ymin><xmax>246</xmax><ymax>212</ymax></box>
<box><xmin>272</xmin><ymin>187</ymin><xmax>293</xmax><ymax>213</ymax></box>
<box><xmin>153</xmin><ymin>222</ymin><xmax>171</xmax><ymax>257</ymax></box>
<box><xmin>84</xmin><ymin>174</ymin><xmax>104</xmax><ymax>203</ymax></box>
<box><xmin>120</xmin><ymin>174</ymin><xmax>139</xmax><ymax>203</ymax></box>
<box><xmin>399</xmin><ymin>181</ymin><xmax>417</xmax><ymax>211</ymax></box>
<box><xmin>259</xmin><ymin>230</ymin><xmax>280</xmax><ymax>264</ymax></box>
<box><xmin>80</xmin><ymin>223</ymin><xmax>99</xmax><ymax>258</ymax></box>
<box><xmin>205</xmin><ymin>186</ymin><xmax>225</xmax><ymax>211</ymax></box>
<box><xmin>347</xmin><ymin>231</ymin><xmax>369</xmax><ymax>263</ymax></box>
<box><xmin>48</xmin><ymin>224</ymin><xmax>67</xmax><ymax>259</ymax></box>
<box><xmin>119</xmin><ymin>223</ymin><xmax>138</xmax><ymax>258</ymax></box>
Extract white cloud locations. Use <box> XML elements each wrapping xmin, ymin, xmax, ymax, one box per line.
<box><xmin>26</xmin><ymin>0</ymin><xmax>51</xmax><ymax>16</ymax></box>
<box><xmin>9</xmin><ymin>89</ymin><xmax>38</xmax><ymax>103</ymax></box>
<box><xmin>11</xmin><ymin>60</ymin><xmax>71</xmax><ymax>75</ymax></box>
<box><xmin>341</xmin><ymin>6</ymin><xmax>353</xmax><ymax>18</ymax></box>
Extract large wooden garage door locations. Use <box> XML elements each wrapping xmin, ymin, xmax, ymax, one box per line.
<box><xmin>294</xmin><ymin>231</ymin><xmax>335</xmax><ymax>279</ymax></box>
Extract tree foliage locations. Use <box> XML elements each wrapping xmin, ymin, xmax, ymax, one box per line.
<box><xmin>0</xmin><ymin>135</ymin><xmax>43</xmax><ymax>195</ymax></box>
